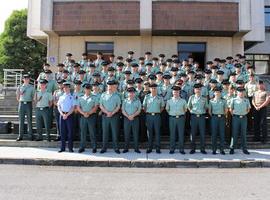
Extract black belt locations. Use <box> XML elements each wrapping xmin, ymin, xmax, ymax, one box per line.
<box><xmin>191</xmin><ymin>114</ymin><xmax>205</xmax><ymax>117</ymax></box>
<box><xmin>169</xmin><ymin>115</ymin><xmax>184</xmax><ymax>118</ymax></box>
<box><xmin>147</xmin><ymin>113</ymin><xmax>160</xmax><ymax>116</ymax></box>
<box><xmin>212</xmin><ymin>114</ymin><xmax>224</xmax><ymax>118</ymax></box>
<box><xmin>233</xmin><ymin>115</ymin><xmax>246</xmax><ymax>118</ymax></box>
<box><xmin>20</xmin><ymin>101</ymin><xmax>31</xmax><ymax>104</ymax></box>
<box><xmin>36</xmin><ymin>107</ymin><xmax>49</xmax><ymax>111</ymax></box>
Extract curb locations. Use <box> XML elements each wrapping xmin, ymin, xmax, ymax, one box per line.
<box><xmin>0</xmin><ymin>158</ymin><xmax>269</xmax><ymax>168</ymax></box>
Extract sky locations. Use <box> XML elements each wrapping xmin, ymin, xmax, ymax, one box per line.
<box><xmin>0</xmin><ymin>0</ymin><xmax>28</xmax><ymax>33</ymax></box>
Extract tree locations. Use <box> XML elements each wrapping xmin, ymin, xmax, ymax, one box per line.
<box><xmin>0</xmin><ymin>9</ymin><xmax>46</xmax><ymax>80</ymax></box>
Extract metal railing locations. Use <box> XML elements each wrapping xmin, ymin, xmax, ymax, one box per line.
<box><xmin>3</xmin><ymin>69</ymin><xmax>24</xmax><ymax>90</ymax></box>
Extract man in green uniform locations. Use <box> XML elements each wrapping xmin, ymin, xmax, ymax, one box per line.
<box><xmin>229</xmin><ymin>87</ymin><xmax>251</xmax><ymax>155</ymax></box>
<box><xmin>77</xmin><ymin>83</ymin><xmax>99</xmax><ymax>153</ymax></box>
<box><xmin>166</xmin><ymin>86</ymin><xmax>187</xmax><ymax>154</ymax></box>
<box><xmin>34</xmin><ymin>79</ymin><xmax>53</xmax><ymax>141</ymax></box>
<box><xmin>16</xmin><ymin>74</ymin><xmax>35</xmax><ymax>141</ymax></box>
<box><xmin>143</xmin><ymin>83</ymin><xmax>165</xmax><ymax>154</ymax></box>
<box><xmin>187</xmin><ymin>83</ymin><xmax>208</xmax><ymax>154</ymax></box>
<box><xmin>208</xmin><ymin>87</ymin><xmax>228</xmax><ymax>155</ymax></box>
<box><xmin>99</xmin><ymin>80</ymin><xmax>121</xmax><ymax>154</ymax></box>
<box><xmin>122</xmin><ymin>87</ymin><xmax>142</xmax><ymax>153</ymax></box>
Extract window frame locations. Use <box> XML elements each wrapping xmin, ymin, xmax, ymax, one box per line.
<box><xmin>245</xmin><ymin>54</ymin><xmax>270</xmax><ymax>75</ymax></box>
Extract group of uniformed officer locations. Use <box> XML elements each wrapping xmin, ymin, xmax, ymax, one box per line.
<box><xmin>16</xmin><ymin>51</ymin><xmax>269</xmax><ymax>155</ymax></box>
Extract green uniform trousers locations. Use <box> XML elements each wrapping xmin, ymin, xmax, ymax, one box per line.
<box><xmin>18</xmin><ymin>102</ymin><xmax>33</xmax><ymax>139</ymax></box>
<box><xmin>123</xmin><ymin>116</ymin><xmax>139</xmax><ymax>150</ymax></box>
<box><xmin>211</xmin><ymin>115</ymin><xmax>225</xmax><ymax>152</ymax></box>
<box><xmin>80</xmin><ymin>114</ymin><xmax>97</xmax><ymax>149</ymax></box>
<box><xmin>169</xmin><ymin>115</ymin><xmax>185</xmax><ymax>151</ymax></box>
<box><xmin>145</xmin><ymin>114</ymin><xmax>161</xmax><ymax>150</ymax></box>
<box><xmin>35</xmin><ymin>107</ymin><xmax>50</xmax><ymax>139</ymax></box>
<box><xmin>230</xmin><ymin>115</ymin><xmax>248</xmax><ymax>150</ymax></box>
<box><xmin>190</xmin><ymin>114</ymin><xmax>206</xmax><ymax>151</ymax></box>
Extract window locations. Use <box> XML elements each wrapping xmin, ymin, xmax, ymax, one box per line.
<box><xmin>245</xmin><ymin>54</ymin><xmax>270</xmax><ymax>74</ymax></box>
<box><xmin>85</xmin><ymin>42</ymin><xmax>114</xmax><ymax>61</ymax></box>
<box><xmin>265</xmin><ymin>7</ymin><xmax>270</xmax><ymax>29</ymax></box>
<box><xmin>178</xmin><ymin>42</ymin><xmax>206</xmax><ymax>69</ymax></box>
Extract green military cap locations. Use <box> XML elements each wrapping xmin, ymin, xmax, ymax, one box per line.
<box><xmin>101</xmin><ymin>61</ymin><xmax>108</xmax><ymax>66</ymax></box>
<box><xmin>234</xmin><ymin>63</ymin><xmax>242</xmax><ymax>68</ymax></box>
<box><xmin>166</xmin><ymin>59</ymin><xmax>172</xmax><ymax>62</ymax></box>
<box><xmin>109</xmin><ymin>54</ymin><xmax>115</xmax><ymax>58</ymax></box>
<box><xmin>171</xmin><ymin>85</ymin><xmax>181</xmax><ymax>91</ymax></box>
<box><xmin>127</xmin><ymin>79</ymin><xmax>135</xmax><ymax>85</ymax></box>
<box><xmin>79</xmin><ymin>70</ymin><xmax>86</xmax><ymax>74</ymax></box>
<box><xmin>195</xmin><ymin>74</ymin><xmax>204</xmax><ymax>80</ymax></box>
<box><xmin>226</xmin><ymin>56</ymin><xmax>233</xmax><ymax>60</ymax></box>
<box><xmin>210</xmin><ymin>65</ymin><xmax>218</xmax><ymax>70</ymax></box>
<box><xmin>145</xmin><ymin>62</ymin><xmax>153</xmax><ymax>66</ymax></box>
<box><xmin>92</xmin><ymin>72</ymin><xmax>101</xmax><ymax>77</ymax></box>
<box><xmin>148</xmin><ymin>74</ymin><xmax>157</xmax><ymax>80</ymax></box>
<box><xmin>44</xmin><ymin>70</ymin><xmax>52</xmax><ymax>74</ymax></box>
<box><xmin>170</xmin><ymin>67</ymin><xmax>178</xmax><ymax>72</ymax></box>
<box><xmin>63</xmin><ymin>69</ymin><xmax>69</xmax><ymax>74</ymax></box>
<box><xmin>89</xmin><ymin>64</ymin><xmax>96</xmax><ymax>68</ymax></box>
<box><xmin>74</xmin><ymin>63</ymin><xmax>80</xmax><ymax>68</ymax></box>
<box><xmin>220</xmin><ymin>59</ymin><xmax>226</xmax><ymax>63</ymax></box>
<box><xmin>74</xmin><ymin>80</ymin><xmax>82</xmax><ymax>85</ymax></box>
<box><xmin>156</xmin><ymin>71</ymin><xmax>163</xmax><ymax>75</ymax></box>
<box><xmin>217</xmin><ymin>70</ymin><xmax>224</xmax><ymax>75</ymax></box>
<box><xmin>240</xmin><ymin>55</ymin><xmax>246</xmax><ymax>59</ymax></box>
<box><xmin>230</xmin><ymin>72</ymin><xmax>236</xmax><ymax>76</ymax></box>
<box><xmin>179</xmin><ymin>73</ymin><xmax>187</xmax><ymax>77</ymax></box>
<box><xmin>259</xmin><ymin>80</ymin><xmax>264</xmax><ymax>84</ymax></box>
<box><xmin>82</xmin><ymin>52</ymin><xmax>87</xmax><ymax>56</ymax></box>
<box><xmin>57</xmin><ymin>63</ymin><xmax>65</xmax><ymax>67</ymax></box>
<box><xmin>235</xmin><ymin>79</ymin><xmax>244</xmax><ymax>85</ymax></box>
<box><xmin>135</xmin><ymin>78</ymin><xmax>143</xmax><ymax>84</ymax></box>
<box><xmin>138</xmin><ymin>57</ymin><xmax>145</xmax><ymax>61</ymax></box>
<box><xmin>236</xmin><ymin>87</ymin><xmax>245</xmax><ymax>92</ymax></box>
<box><xmin>206</xmin><ymin>61</ymin><xmax>213</xmax><ymax>65</ymax></box>
<box><xmin>131</xmin><ymin>63</ymin><xmax>139</xmax><ymax>68</ymax></box>
<box><xmin>152</xmin><ymin>57</ymin><xmax>158</xmax><ymax>61</ymax></box>
<box><xmin>83</xmin><ymin>83</ymin><xmax>91</xmax><ymax>89</ymax></box>
<box><xmin>213</xmin><ymin>86</ymin><xmax>222</xmax><ymax>92</ymax></box>
<box><xmin>159</xmin><ymin>54</ymin><xmax>165</xmax><ymax>58</ymax></box>
<box><xmin>63</xmin><ymin>82</ymin><xmax>71</xmax><ymax>87</ymax></box>
<box><xmin>162</xmin><ymin>74</ymin><xmax>172</xmax><ymax>79</ymax></box>
<box><xmin>23</xmin><ymin>74</ymin><xmax>30</xmax><ymax>79</ymax></box>
<box><xmin>193</xmin><ymin>83</ymin><xmax>202</xmax><ymax>88</ymax></box>
<box><xmin>222</xmin><ymin>79</ymin><xmax>230</xmax><ymax>85</ymax></box>
<box><xmin>209</xmin><ymin>79</ymin><xmax>218</xmax><ymax>84</ymax></box>
<box><xmin>39</xmin><ymin>79</ymin><xmax>48</xmax><ymax>84</ymax></box>
<box><xmin>116</xmin><ymin>62</ymin><xmax>124</xmax><ymax>67</ymax></box>
<box><xmin>145</xmin><ymin>51</ymin><xmax>152</xmax><ymax>55</ymax></box>
<box><xmin>204</xmin><ymin>69</ymin><xmax>212</xmax><ymax>74</ymax></box>
<box><xmin>214</xmin><ymin>58</ymin><xmax>220</xmax><ymax>62</ymax></box>
<box><xmin>139</xmin><ymin>71</ymin><xmax>146</xmax><ymax>76</ymax></box>
<box><xmin>66</xmin><ymin>53</ymin><xmax>72</xmax><ymax>57</ymax></box>
<box><xmin>92</xmin><ymin>81</ymin><xmax>100</xmax><ymax>86</ymax></box>
<box><xmin>107</xmin><ymin>80</ymin><xmax>117</xmax><ymax>85</ymax></box>
<box><xmin>127</xmin><ymin>87</ymin><xmax>136</xmax><ymax>93</ymax></box>
<box><xmin>123</xmin><ymin>70</ymin><xmax>131</xmax><ymax>75</ymax></box>
<box><xmin>143</xmin><ymin>81</ymin><xmax>150</xmax><ymax>86</ymax></box>
<box><xmin>117</xmin><ymin>56</ymin><xmax>123</xmax><ymax>60</ymax></box>
<box><xmin>161</xmin><ymin>62</ymin><xmax>166</xmax><ymax>66</ymax></box>
<box><xmin>149</xmin><ymin>83</ymin><xmax>158</xmax><ymax>88</ymax></box>
<box><xmin>187</xmin><ymin>70</ymin><xmax>195</xmax><ymax>74</ymax></box>
<box><xmin>108</xmin><ymin>66</ymin><xmax>115</xmax><ymax>72</ymax></box>
<box><xmin>128</xmin><ymin>51</ymin><xmax>134</xmax><ymax>55</ymax></box>
<box><xmin>171</xmin><ymin>55</ymin><xmax>178</xmax><ymax>59</ymax></box>
<box><xmin>126</xmin><ymin>58</ymin><xmax>133</xmax><ymax>63</ymax></box>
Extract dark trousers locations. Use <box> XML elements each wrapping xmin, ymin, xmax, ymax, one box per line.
<box><xmin>54</xmin><ymin>107</ymin><xmax>60</xmax><ymax>137</ymax></box>
<box><xmin>225</xmin><ymin>113</ymin><xmax>232</xmax><ymax>144</ymax></box>
<box><xmin>80</xmin><ymin>114</ymin><xmax>97</xmax><ymax>149</ymax></box>
<box><xmin>73</xmin><ymin>113</ymin><xmax>80</xmax><ymax>140</ymax></box>
<box><xmin>35</xmin><ymin>107</ymin><xmax>50</xmax><ymax>139</ymax></box>
<box><xmin>247</xmin><ymin>97</ymin><xmax>254</xmax><ymax>131</ymax></box>
<box><xmin>211</xmin><ymin>115</ymin><xmax>225</xmax><ymax>151</ymax></box>
<box><xmin>169</xmin><ymin>116</ymin><xmax>185</xmax><ymax>151</ymax></box>
<box><xmin>190</xmin><ymin>114</ymin><xmax>206</xmax><ymax>151</ymax></box>
<box><xmin>60</xmin><ymin>114</ymin><xmax>74</xmax><ymax>151</ymax></box>
<box><xmin>18</xmin><ymin>102</ymin><xmax>33</xmax><ymax>139</ymax></box>
<box><xmin>254</xmin><ymin>107</ymin><xmax>267</xmax><ymax>142</ymax></box>
<box><xmin>145</xmin><ymin>114</ymin><xmax>161</xmax><ymax>150</ymax></box>
<box><xmin>123</xmin><ymin>116</ymin><xmax>140</xmax><ymax>150</ymax></box>
<box><xmin>139</xmin><ymin>112</ymin><xmax>147</xmax><ymax>142</ymax></box>
<box><xmin>230</xmin><ymin>115</ymin><xmax>248</xmax><ymax>150</ymax></box>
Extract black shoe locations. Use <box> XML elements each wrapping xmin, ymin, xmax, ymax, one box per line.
<box><xmin>78</xmin><ymin>148</ymin><xmax>85</xmax><ymax>153</ymax></box>
<box><xmin>169</xmin><ymin>150</ymin><xmax>174</xmax><ymax>154</ymax></box>
<box><xmin>220</xmin><ymin>151</ymin><xmax>226</xmax><ymax>155</ymax></box>
<box><xmin>201</xmin><ymin>150</ymin><xmax>207</xmax><ymax>154</ymax></box>
<box><xmin>146</xmin><ymin>149</ymin><xmax>152</xmax><ymax>154</ymax></box>
<box><xmin>180</xmin><ymin>150</ymin><xmax>186</xmax><ymax>155</ymax></box>
<box><xmin>58</xmin><ymin>149</ymin><xmax>65</xmax><ymax>153</ymax></box>
<box><xmin>69</xmin><ymin>149</ymin><xmax>74</xmax><ymax>153</ymax></box>
<box><xmin>35</xmin><ymin>138</ymin><xmax>42</xmax><ymax>141</ymax></box>
<box><xmin>16</xmin><ymin>137</ymin><xmax>22</xmax><ymax>141</ymax></box>
<box><xmin>229</xmin><ymin>149</ymin><xmax>234</xmax><ymax>154</ymax></box>
<box><xmin>53</xmin><ymin>137</ymin><xmax>60</xmax><ymax>142</ymax></box>
<box><xmin>190</xmin><ymin>149</ymin><xmax>196</xmax><ymax>154</ymax></box>
<box><xmin>115</xmin><ymin>150</ymin><xmax>120</xmax><ymax>154</ymax></box>
<box><xmin>156</xmin><ymin>149</ymin><xmax>161</xmax><ymax>154</ymax></box>
<box><xmin>122</xmin><ymin>149</ymin><xmax>129</xmax><ymax>153</ymax></box>
<box><xmin>30</xmin><ymin>136</ymin><xmax>34</xmax><ymax>141</ymax></box>
<box><xmin>100</xmin><ymin>149</ymin><xmax>106</xmax><ymax>154</ymax></box>
<box><xmin>47</xmin><ymin>138</ymin><xmax>51</xmax><ymax>142</ymax></box>
<box><xmin>135</xmin><ymin>149</ymin><xmax>141</xmax><ymax>154</ymax></box>
<box><xmin>92</xmin><ymin>149</ymin><xmax>97</xmax><ymax>153</ymax></box>
<box><xmin>212</xmin><ymin>151</ymin><xmax>216</xmax><ymax>155</ymax></box>
<box><xmin>243</xmin><ymin>149</ymin><xmax>250</xmax><ymax>155</ymax></box>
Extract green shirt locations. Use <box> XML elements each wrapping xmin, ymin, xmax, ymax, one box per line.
<box><xmin>16</xmin><ymin>84</ymin><xmax>35</xmax><ymax>102</ymax></box>
<box><xmin>78</xmin><ymin>94</ymin><xmax>98</xmax><ymax>112</ymax></box>
<box><xmin>223</xmin><ymin>94</ymin><xmax>235</xmax><ymax>108</ymax></box>
<box><xmin>143</xmin><ymin>94</ymin><xmax>165</xmax><ymax>113</ymax></box>
<box><xmin>187</xmin><ymin>95</ymin><xmax>208</xmax><ymax>114</ymax></box>
<box><xmin>230</xmin><ymin>97</ymin><xmax>251</xmax><ymax>116</ymax></box>
<box><xmin>35</xmin><ymin>91</ymin><xmax>53</xmax><ymax>108</ymax></box>
<box><xmin>166</xmin><ymin>97</ymin><xmax>187</xmax><ymax>116</ymax></box>
<box><xmin>122</xmin><ymin>98</ymin><xmax>141</xmax><ymax>116</ymax></box>
<box><xmin>53</xmin><ymin>89</ymin><xmax>64</xmax><ymax>103</ymax></box>
<box><xmin>100</xmin><ymin>92</ymin><xmax>121</xmax><ymax>112</ymax></box>
<box><xmin>209</xmin><ymin>98</ymin><xmax>227</xmax><ymax>115</ymax></box>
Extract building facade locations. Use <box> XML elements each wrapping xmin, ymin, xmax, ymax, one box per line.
<box><xmin>27</xmin><ymin>0</ymin><xmax>268</xmax><ymax>73</ymax></box>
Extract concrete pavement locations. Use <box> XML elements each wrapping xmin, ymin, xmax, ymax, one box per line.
<box><xmin>0</xmin><ymin>147</ymin><xmax>270</xmax><ymax>168</ymax></box>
